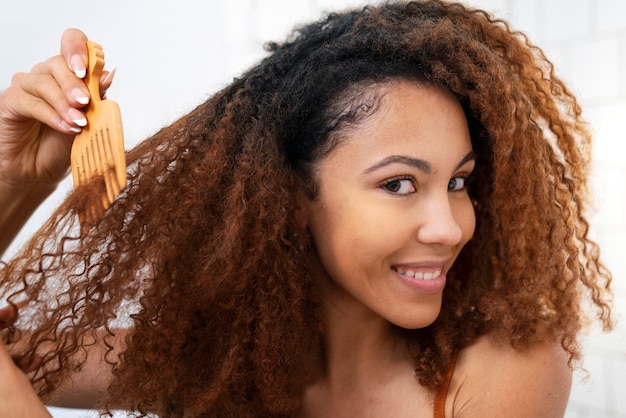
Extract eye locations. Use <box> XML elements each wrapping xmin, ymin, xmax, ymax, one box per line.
<box><xmin>382</xmin><ymin>177</ymin><xmax>416</xmax><ymax>195</ymax></box>
<box><xmin>448</xmin><ymin>176</ymin><xmax>468</xmax><ymax>192</ymax></box>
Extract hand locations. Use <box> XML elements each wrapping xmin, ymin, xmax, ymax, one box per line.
<box><xmin>0</xmin><ymin>304</ymin><xmax>51</xmax><ymax>418</ymax></box>
<box><xmin>0</xmin><ymin>341</ymin><xmax>51</xmax><ymax>418</ymax></box>
<box><xmin>0</xmin><ymin>28</ymin><xmax>114</xmax><ymax>190</ymax></box>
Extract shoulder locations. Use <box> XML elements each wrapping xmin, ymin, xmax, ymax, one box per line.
<box><xmin>47</xmin><ymin>328</ymin><xmax>130</xmax><ymax>409</ymax></box>
<box><xmin>444</xmin><ymin>333</ymin><xmax>572</xmax><ymax>418</ymax></box>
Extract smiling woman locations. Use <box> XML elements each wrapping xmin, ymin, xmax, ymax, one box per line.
<box><xmin>305</xmin><ymin>82</ymin><xmax>476</xmax><ymax>331</ymax></box>
<box><xmin>0</xmin><ymin>1</ymin><xmax>613</xmax><ymax>417</ymax></box>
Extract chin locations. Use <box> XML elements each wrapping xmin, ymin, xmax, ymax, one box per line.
<box><xmin>388</xmin><ymin>305</ymin><xmax>442</xmax><ymax>330</ymax></box>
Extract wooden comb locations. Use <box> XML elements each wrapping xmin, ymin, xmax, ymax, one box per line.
<box><xmin>70</xmin><ymin>41</ymin><xmax>126</xmax><ymax>225</ymax></box>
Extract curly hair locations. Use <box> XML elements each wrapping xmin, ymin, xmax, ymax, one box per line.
<box><xmin>0</xmin><ymin>0</ymin><xmax>613</xmax><ymax>416</ymax></box>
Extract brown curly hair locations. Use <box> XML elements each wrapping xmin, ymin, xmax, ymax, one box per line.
<box><xmin>0</xmin><ymin>0</ymin><xmax>613</xmax><ymax>416</ymax></box>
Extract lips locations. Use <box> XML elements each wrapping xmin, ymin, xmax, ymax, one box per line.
<box><xmin>391</xmin><ymin>266</ymin><xmax>443</xmax><ymax>280</ymax></box>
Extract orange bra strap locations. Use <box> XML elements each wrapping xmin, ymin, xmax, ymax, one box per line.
<box><xmin>433</xmin><ymin>351</ymin><xmax>458</xmax><ymax>418</ymax></box>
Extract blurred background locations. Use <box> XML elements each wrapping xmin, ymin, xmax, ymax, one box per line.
<box><xmin>1</xmin><ymin>0</ymin><xmax>624</xmax><ymax>416</ymax></box>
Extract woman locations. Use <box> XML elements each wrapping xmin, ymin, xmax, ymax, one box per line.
<box><xmin>0</xmin><ymin>1</ymin><xmax>613</xmax><ymax>417</ymax></box>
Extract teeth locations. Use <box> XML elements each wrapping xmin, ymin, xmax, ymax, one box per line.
<box><xmin>393</xmin><ymin>267</ymin><xmax>442</xmax><ymax>280</ymax></box>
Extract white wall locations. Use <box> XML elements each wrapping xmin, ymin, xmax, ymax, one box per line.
<box><xmin>1</xmin><ymin>1</ymin><xmax>624</xmax><ymax>417</ymax></box>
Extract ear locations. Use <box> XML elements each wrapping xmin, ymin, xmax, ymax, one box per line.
<box><xmin>293</xmin><ymin>186</ymin><xmax>311</xmax><ymax>230</ymax></box>
<box><xmin>292</xmin><ymin>168</ymin><xmax>318</xmax><ymax>231</ymax></box>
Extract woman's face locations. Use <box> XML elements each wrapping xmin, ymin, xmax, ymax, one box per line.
<box><xmin>303</xmin><ymin>80</ymin><xmax>476</xmax><ymax>329</ymax></box>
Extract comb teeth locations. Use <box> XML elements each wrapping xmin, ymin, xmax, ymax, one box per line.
<box><xmin>74</xmin><ymin>126</ymin><xmax>122</xmax><ymax>206</ymax></box>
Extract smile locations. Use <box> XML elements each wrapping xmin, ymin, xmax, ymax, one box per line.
<box><xmin>391</xmin><ymin>266</ymin><xmax>443</xmax><ymax>280</ymax></box>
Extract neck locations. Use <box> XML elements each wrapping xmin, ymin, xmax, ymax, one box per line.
<box><xmin>308</xmin><ymin>262</ymin><xmax>409</xmax><ymax>387</ymax></box>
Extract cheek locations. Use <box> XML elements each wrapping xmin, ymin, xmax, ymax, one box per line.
<box><xmin>308</xmin><ymin>203</ymin><xmax>368</xmax><ymax>256</ymax></box>
<box><xmin>306</xmin><ymin>199</ymin><xmax>386</xmax><ymax>278</ymax></box>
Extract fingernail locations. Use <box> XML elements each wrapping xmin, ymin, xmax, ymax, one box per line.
<box><xmin>73</xmin><ymin>118</ymin><xmax>87</xmax><ymax>127</ymax></box>
<box><xmin>71</xmin><ymin>54</ymin><xmax>86</xmax><ymax>78</ymax></box>
<box><xmin>102</xmin><ymin>67</ymin><xmax>116</xmax><ymax>85</ymax></box>
<box><xmin>72</xmin><ymin>88</ymin><xmax>89</xmax><ymax>105</ymax></box>
<box><xmin>68</xmin><ymin>108</ymin><xmax>87</xmax><ymax>126</ymax></box>
<box><xmin>61</xmin><ymin>120</ymin><xmax>81</xmax><ymax>133</ymax></box>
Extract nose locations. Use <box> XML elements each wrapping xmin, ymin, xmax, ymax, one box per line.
<box><xmin>416</xmin><ymin>194</ymin><xmax>465</xmax><ymax>247</ymax></box>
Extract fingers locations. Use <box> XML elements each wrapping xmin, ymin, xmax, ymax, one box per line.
<box><xmin>40</xmin><ymin>55</ymin><xmax>90</xmax><ymax>106</ymax></box>
<box><xmin>6</xmin><ymin>65</ymin><xmax>86</xmax><ymax>135</ymax></box>
<box><xmin>33</xmin><ymin>55</ymin><xmax>89</xmax><ymax>118</ymax></box>
<box><xmin>60</xmin><ymin>28</ymin><xmax>89</xmax><ymax>79</ymax></box>
<box><xmin>0</xmin><ymin>28</ymin><xmax>116</xmax><ymax>187</ymax></box>
<box><xmin>0</xmin><ymin>30</ymin><xmax>92</xmax><ymax>137</ymax></box>
<box><xmin>60</xmin><ymin>28</ymin><xmax>113</xmax><ymax>99</ymax></box>
<box><xmin>0</xmin><ymin>340</ymin><xmax>52</xmax><ymax>418</ymax></box>
<box><xmin>0</xmin><ymin>27</ymin><xmax>118</xmax><ymax>192</ymax></box>
<box><xmin>0</xmin><ymin>304</ymin><xmax>19</xmax><ymax>329</ymax></box>
<box><xmin>6</xmin><ymin>33</ymin><xmax>114</xmax><ymax>135</ymax></box>
<box><xmin>100</xmin><ymin>68</ymin><xmax>116</xmax><ymax>98</ymax></box>
<box><xmin>0</xmin><ymin>302</ymin><xmax>43</xmax><ymax>375</ymax></box>
<box><xmin>0</xmin><ymin>300</ymin><xmax>27</xmax><ymax>330</ymax></box>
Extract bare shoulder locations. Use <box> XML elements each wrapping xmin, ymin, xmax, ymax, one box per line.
<box><xmin>46</xmin><ymin>327</ymin><xmax>130</xmax><ymax>409</ymax></box>
<box><xmin>445</xmin><ymin>333</ymin><xmax>572</xmax><ymax>418</ymax></box>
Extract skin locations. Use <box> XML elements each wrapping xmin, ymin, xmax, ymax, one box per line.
<box><xmin>448</xmin><ymin>332</ymin><xmax>572</xmax><ymax>418</ymax></box>
<box><xmin>304</xmin><ymin>81</ymin><xmax>476</xmax><ymax>331</ymax></box>
<box><xmin>298</xmin><ymin>81</ymin><xmax>476</xmax><ymax>417</ymax></box>
<box><xmin>0</xmin><ymin>30</ymin><xmax>572</xmax><ymax>418</ymax></box>
<box><xmin>0</xmin><ymin>341</ymin><xmax>52</xmax><ymax>418</ymax></box>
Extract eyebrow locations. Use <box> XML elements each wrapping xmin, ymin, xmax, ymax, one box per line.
<box><xmin>455</xmin><ymin>151</ymin><xmax>477</xmax><ymax>170</ymax></box>
<box><xmin>363</xmin><ymin>151</ymin><xmax>476</xmax><ymax>174</ymax></box>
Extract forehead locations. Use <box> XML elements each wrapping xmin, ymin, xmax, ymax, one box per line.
<box><xmin>324</xmin><ymin>80</ymin><xmax>472</xmax><ymax>162</ymax></box>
